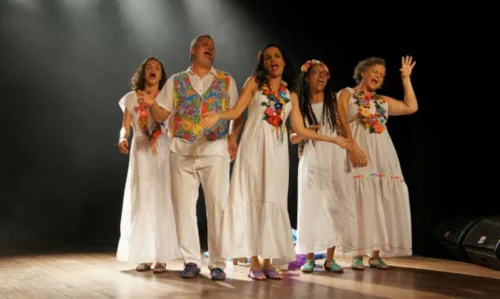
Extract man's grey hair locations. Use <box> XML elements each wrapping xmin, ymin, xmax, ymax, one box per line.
<box><xmin>190</xmin><ymin>34</ymin><xmax>213</xmax><ymax>61</ymax></box>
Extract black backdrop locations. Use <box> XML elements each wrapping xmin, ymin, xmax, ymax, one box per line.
<box><xmin>0</xmin><ymin>0</ymin><xmax>493</xmax><ymax>257</ymax></box>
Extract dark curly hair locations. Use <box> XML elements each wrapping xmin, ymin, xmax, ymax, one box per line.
<box><xmin>130</xmin><ymin>57</ymin><xmax>167</xmax><ymax>91</ymax></box>
<box><xmin>294</xmin><ymin>63</ymin><xmax>339</xmax><ymax>156</ymax></box>
<box><xmin>252</xmin><ymin>44</ymin><xmax>296</xmax><ymax>90</ymax></box>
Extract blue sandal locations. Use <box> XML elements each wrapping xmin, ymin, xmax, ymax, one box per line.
<box><xmin>351</xmin><ymin>257</ymin><xmax>364</xmax><ymax>270</ymax></box>
<box><xmin>324</xmin><ymin>259</ymin><xmax>343</xmax><ymax>273</ymax></box>
<box><xmin>300</xmin><ymin>259</ymin><xmax>315</xmax><ymax>273</ymax></box>
<box><xmin>369</xmin><ymin>257</ymin><xmax>389</xmax><ymax>269</ymax></box>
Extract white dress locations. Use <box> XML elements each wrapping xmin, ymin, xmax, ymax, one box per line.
<box><xmin>116</xmin><ymin>91</ymin><xmax>181</xmax><ymax>264</ymax></box>
<box><xmin>295</xmin><ymin>102</ymin><xmax>357</xmax><ymax>255</ymax></box>
<box><xmin>220</xmin><ymin>87</ymin><xmax>296</xmax><ymax>263</ymax></box>
<box><xmin>343</xmin><ymin>87</ymin><xmax>412</xmax><ymax>258</ymax></box>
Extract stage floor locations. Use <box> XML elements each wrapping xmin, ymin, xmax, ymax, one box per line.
<box><xmin>0</xmin><ymin>250</ymin><xmax>498</xmax><ymax>298</ymax></box>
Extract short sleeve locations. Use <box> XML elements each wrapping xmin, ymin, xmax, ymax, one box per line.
<box><xmin>156</xmin><ymin>76</ymin><xmax>174</xmax><ymax>112</ymax></box>
<box><xmin>118</xmin><ymin>91</ymin><xmax>135</xmax><ymax>113</ymax></box>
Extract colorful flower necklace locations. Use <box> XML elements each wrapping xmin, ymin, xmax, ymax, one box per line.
<box><xmin>260</xmin><ymin>80</ymin><xmax>289</xmax><ymax>142</ymax></box>
<box><xmin>353</xmin><ymin>88</ymin><xmax>387</xmax><ymax>134</ymax></box>
<box><xmin>134</xmin><ymin>90</ymin><xmax>163</xmax><ymax>154</ymax></box>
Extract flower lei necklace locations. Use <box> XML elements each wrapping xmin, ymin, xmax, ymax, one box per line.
<box><xmin>353</xmin><ymin>87</ymin><xmax>387</xmax><ymax>134</ymax></box>
<box><xmin>260</xmin><ymin>80</ymin><xmax>289</xmax><ymax>142</ymax></box>
<box><xmin>134</xmin><ymin>90</ymin><xmax>163</xmax><ymax>154</ymax></box>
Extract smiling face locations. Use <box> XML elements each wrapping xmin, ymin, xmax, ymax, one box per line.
<box><xmin>144</xmin><ymin>59</ymin><xmax>162</xmax><ymax>86</ymax></box>
<box><xmin>191</xmin><ymin>36</ymin><xmax>215</xmax><ymax>67</ymax></box>
<box><xmin>306</xmin><ymin>64</ymin><xmax>330</xmax><ymax>93</ymax></box>
<box><xmin>362</xmin><ymin>64</ymin><xmax>385</xmax><ymax>91</ymax></box>
<box><xmin>262</xmin><ymin>46</ymin><xmax>285</xmax><ymax>78</ymax></box>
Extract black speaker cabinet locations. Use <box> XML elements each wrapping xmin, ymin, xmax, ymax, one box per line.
<box><xmin>433</xmin><ymin>216</ymin><xmax>484</xmax><ymax>262</ymax></box>
<box><xmin>463</xmin><ymin>214</ymin><xmax>500</xmax><ymax>271</ymax></box>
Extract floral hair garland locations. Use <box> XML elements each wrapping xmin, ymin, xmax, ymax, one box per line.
<box><xmin>300</xmin><ymin>59</ymin><xmax>330</xmax><ymax>77</ymax></box>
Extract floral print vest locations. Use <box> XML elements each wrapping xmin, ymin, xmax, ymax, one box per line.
<box><xmin>172</xmin><ymin>70</ymin><xmax>230</xmax><ymax>142</ymax></box>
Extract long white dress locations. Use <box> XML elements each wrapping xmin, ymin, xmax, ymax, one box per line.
<box><xmin>220</xmin><ymin>86</ymin><xmax>296</xmax><ymax>264</ymax></box>
<box><xmin>295</xmin><ymin>102</ymin><xmax>357</xmax><ymax>255</ymax></box>
<box><xmin>343</xmin><ymin>87</ymin><xmax>412</xmax><ymax>258</ymax></box>
<box><xmin>116</xmin><ymin>91</ymin><xmax>181</xmax><ymax>264</ymax></box>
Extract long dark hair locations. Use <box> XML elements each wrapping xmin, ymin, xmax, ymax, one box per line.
<box><xmin>130</xmin><ymin>57</ymin><xmax>167</xmax><ymax>91</ymax></box>
<box><xmin>252</xmin><ymin>44</ymin><xmax>296</xmax><ymax>90</ymax></box>
<box><xmin>294</xmin><ymin>62</ymin><xmax>338</xmax><ymax>156</ymax></box>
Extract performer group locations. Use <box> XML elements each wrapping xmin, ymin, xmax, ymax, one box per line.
<box><xmin>116</xmin><ymin>33</ymin><xmax>418</xmax><ymax>280</ymax></box>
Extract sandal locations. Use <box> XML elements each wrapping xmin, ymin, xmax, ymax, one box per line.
<box><xmin>300</xmin><ymin>259</ymin><xmax>315</xmax><ymax>273</ymax></box>
<box><xmin>248</xmin><ymin>268</ymin><xmax>266</xmax><ymax>281</ymax></box>
<box><xmin>351</xmin><ymin>257</ymin><xmax>364</xmax><ymax>270</ymax></box>
<box><xmin>263</xmin><ymin>268</ymin><xmax>283</xmax><ymax>280</ymax></box>
<box><xmin>369</xmin><ymin>257</ymin><xmax>389</xmax><ymax>269</ymax></box>
<box><xmin>324</xmin><ymin>259</ymin><xmax>343</xmax><ymax>273</ymax></box>
<box><xmin>135</xmin><ymin>263</ymin><xmax>152</xmax><ymax>271</ymax></box>
<box><xmin>153</xmin><ymin>263</ymin><xmax>167</xmax><ymax>273</ymax></box>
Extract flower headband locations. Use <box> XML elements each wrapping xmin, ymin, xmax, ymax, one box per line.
<box><xmin>300</xmin><ymin>59</ymin><xmax>329</xmax><ymax>74</ymax></box>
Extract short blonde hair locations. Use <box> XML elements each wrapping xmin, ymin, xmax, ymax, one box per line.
<box><xmin>353</xmin><ymin>57</ymin><xmax>385</xmax><ymax>84</ymax></box>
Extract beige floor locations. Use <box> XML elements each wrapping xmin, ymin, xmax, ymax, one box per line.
<box><xmin>0</xmin><ymin>251</ymin><xmax>499</xmax><ymax>298</ymax></box>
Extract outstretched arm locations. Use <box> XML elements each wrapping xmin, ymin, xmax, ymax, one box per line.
<box><xmin>290</xmin><ymin>92</ymin><xmax>351</xmax><ymax>149</ymax></box>
<box><xmin>385</xmin><ymin>55</ymin><xmax>418</xmax><ymax>116</ymax></box>
<box><xmin>201</xmin><ymin>76</ymin><xmax>257</xmax><ymax>127</ymax></box>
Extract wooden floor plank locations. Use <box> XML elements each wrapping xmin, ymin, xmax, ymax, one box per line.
<box><xmin>0</xmin><ymin>251</ymin><xmax>498</xmax><ymax>298</ymax></box>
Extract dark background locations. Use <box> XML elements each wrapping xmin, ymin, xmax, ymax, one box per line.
<box><xmin>0</xmin><ymin>0</ymin><xmax>493</xmax><ymax>257</ymax></box>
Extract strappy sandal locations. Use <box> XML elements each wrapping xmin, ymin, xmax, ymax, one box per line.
<box><xmin>263</xmin><ymin>268</ymin><xmax>283</xmax><ymax>280</ymax></box>
<box><xmin>324</xmin><ymin>259</ymin><xmax>344</xmax><ymax>273</ymax></box>
<box><xmin>300</xmin><ymin>259</ymin><xmax>315</xmax><ymax>273</ymax></box>
<box><xmin>153</xmin><ymin>263</ymin><xmax>167</xmax><ymax>273</ymax></box>
<box><xmin>369</xmin><ymin>256</ymin><xmax>389</xmax><ymax>269</ymax></box>
<box><xmin>351</xmin><ymin>257</ymin><xmax>364</xmax><ymax>270</ymax></box>
<box><xmin>248</xmin><ymin>268</ymin><xmax>266</xmax><ymax>281</ymax></box>
<box><xmin>135</xmin><ymin>263</ymin><xmax>152</xmax><ymax>271</ymax></box>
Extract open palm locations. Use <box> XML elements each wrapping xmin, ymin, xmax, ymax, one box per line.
<box><xmin>400</xmin><ymin>55</ymin><xmax>416</xmax><ymax>79</ymax></box>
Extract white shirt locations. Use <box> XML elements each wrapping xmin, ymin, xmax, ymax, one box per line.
<box><xmin>156</xmin><ymin>66</ymin><xmax>238</xmax><ymax>159</ymax></box>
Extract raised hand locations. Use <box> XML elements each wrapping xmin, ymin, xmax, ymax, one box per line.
<box><xmin>201</xmin><ymin>111</ymin><xmax>219</xmax><ymax>128</ymax></box>
<box><xmin>400</xmin><ymin>55</ymin><xmax>416</xmax><ymax>79</ymax></box>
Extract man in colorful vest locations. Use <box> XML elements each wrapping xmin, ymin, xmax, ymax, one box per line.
<box><xmin>146</xmin><ymin>34</ymin><xmax>240</xmax><ymax>280</ymax></box>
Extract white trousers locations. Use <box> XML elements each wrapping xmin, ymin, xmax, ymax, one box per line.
<box><xmin>169</xmin><ymin>152</ymin><xmax>229</xmax><ymax>270</ymax></box>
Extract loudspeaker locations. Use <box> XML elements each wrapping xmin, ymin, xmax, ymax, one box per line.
<box><xmin>463</xmin><ymin>214</ymin><xmax>500</xmax><ymax>271</ymax></box>
<box><xmin>433</xmin><ymin>216</ymin><xmax>484</xmax><ymax>262</ymax></box>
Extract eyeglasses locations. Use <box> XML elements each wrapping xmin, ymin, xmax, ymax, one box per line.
<box><xmin>310</xmin><ymin>70</ymin><xmax>330</xmax><ymax>78</ymax></box>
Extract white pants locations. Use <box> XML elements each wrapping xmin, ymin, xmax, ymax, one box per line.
<box><xmin>169</xmin><ymin>152</ymin><xmax>229</xmax><ymax>270</ymax></box>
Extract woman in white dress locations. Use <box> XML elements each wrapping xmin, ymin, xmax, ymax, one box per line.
<box><xmin>291</xmin><ymin>59</ymin><xmax>357</xmax><ymax>274</ymax></box>
<box><xmin>201</xmin><ymin>45</ymin><xmax>351</xmax><ymax>280</ymax></box>
<box><xmin>116</xmin><ymin>57</ymin><xmax>181</xmax><ymax>273</ymax></box>
<box><xmin>336</xmin><ymin>56</ymin><xmax>418</xmax><ymax>270</ymax></box>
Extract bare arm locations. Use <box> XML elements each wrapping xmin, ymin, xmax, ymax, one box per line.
<box><xmin>289</xmin><ymin>128</ymin><xmax>303</xmax><ymax>144</ymax></box>
<box><xmin>290</xmin><ymin>92</ymin><xmax>351</xmax><ymax>149</ymax></box>
<box><xmin>229</xmin><ymin>114</ymin><xmax>244</xmax><ymax>140</ymax></box>
<box><xmin>337</xmin><ymin>88</ymin><xmax>368</xmax><ymax>167</ymax></box>
<box><xmin>150</xmin><ymin>102</ymin><xmax>171</xmax><ymax>122</ymax></box>
<box><xmin>289</xmin><ymin>126</ymin><xmax>320</xmax><ymax>144</ymax></box>
<box><xmin>118</xmin><ymin>108</ymin><xmax>132</xmax><ymax>154</ymax></box>
<box><xmin>201</xmin><ymin>76</ymin><xmax>257</xmax><ymax>128</ymax></box>
<box><xmin>384</xmin><ymin>77</ymin><xmax>418</xmax><ymax>116</ymax></box>
<box><xmin>385</xmin><ymin>55</ymin><xmax>418</xmax><ymax>116</ymax></box>
<box><xmin>217</xmin><ymin>76</ymin><xmax>257</xmax><ymax>121</ymax></box>
<box><xmin>336</xmin><ymin>89</ymin><xmax>355</xmax><ymax>141</ymax></box>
